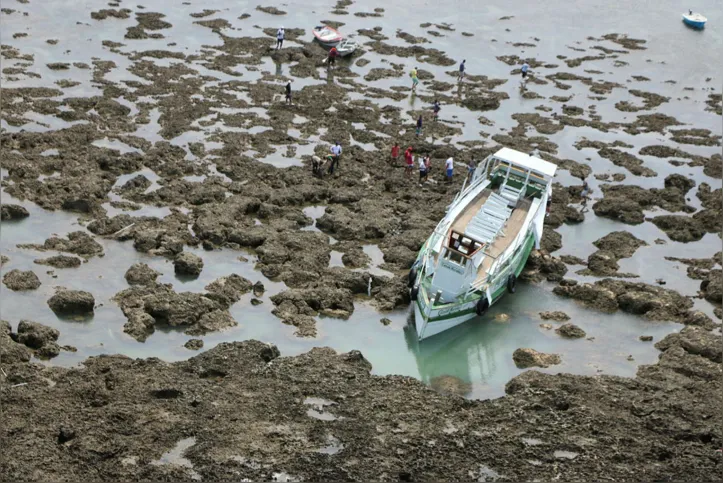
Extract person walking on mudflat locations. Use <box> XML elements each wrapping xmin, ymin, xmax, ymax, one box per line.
<box><xmin>328</xmin><ymin>141</ymin><xmax>342</xmax><ymax>174</ymax></box>
<box><xmin>467</xmin><ymin>159</ymin><xmax>476</xmax><ymax>180</ymax></box>
<box><xmin>391</xmin><ymin>142</ymin><xmax>400</xmax><ymax>165</ymax></box>
<box><xmin>410</xmin><ymin>66</ymin><xmax>419</xmax><ymax>91</ymax></box>
<box><xmin>519</xmin><ymin>61</ymin><xmax>530</xmax><ymax>88</ymax></box>
<box><xmin>284</xmin><ymin>80</ymin><xmax>292</xmax><ymax>105</ymax></box>
<box><xmin>416</xmin><ymin>115</ymin><xmax>423</xmax><ymax>136</ymax></box>
<box><xmin>327</xmin><ymin>46</ymin><xmax>339</xmax><ymax>68</ymax></box>
<box><xmin>458</xmin><ymin>59</ymin><xmax>466</xmax><ymax>81</ymax></box>
<box><xmin>276</xmin><ymin>27</ymin><xmax>285</xmax><ymax>49</ymax></box>
<box><xmin>433</xmin><ymin>100</ymin><xmax>441</xmax><ymax>120</ymax></box>
<box><xmin>404</xmin><ymin>146</ymin><xmax>414</xmax><ymax>177</ymax></box>
<box><xmin>418</xmin><ymin>154</ymin><xmax>428</xmax><ymax>185</ymax></box>
<box><xmin>445</xmin><ymin>157</ymin><xmax>454</xmax><ymax>183</ymax></box>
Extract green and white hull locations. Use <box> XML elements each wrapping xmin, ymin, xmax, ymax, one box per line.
<box><xmin>409</xmin><ymin>148</ymin><xmax>557</xmax><ymax>341</ymax></box>
<box><xmin>412</xmin><ymin>232</ymin><xmax>536</xmax><ymax>340</ymax></box>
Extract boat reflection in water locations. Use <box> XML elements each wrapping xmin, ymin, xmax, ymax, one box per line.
<box><xmin>403</xmin><ymin>306</ymin><xmax>516</xmax><ymax>399</ymax></box>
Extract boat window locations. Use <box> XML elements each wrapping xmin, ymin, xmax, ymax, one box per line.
<box><xmin>448</xmin><ymin>231</ymin><xmax>481</xmax><ymax>256</ymax></box>
<box><xmin>448</xmin><ymin>250</ymin><xmax>465</xmax><ymax>265</ymax></box>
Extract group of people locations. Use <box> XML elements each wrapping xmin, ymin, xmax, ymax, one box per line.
<box><xmin>410</xmin><ymin>59</ymin><xmax>466</xmax><ymax>91</ymax></box>
<box><xmin>311</xmin><ymin>142</ymin><xmax>343</xmax><ymax>177</ymax></box>
<box><xmin>411</xmin><ymin>58</ymin><xmax>530</xmax><ymax>91</ymax></box>
<box><xmin>308</xmin><ymin>137</ymin><xmax>476</xmax><ymax>187</ymax></box>
<box><xmin>276</xmin><ymin>27</ymin><xmax>533</xmax><ymax>186</ymax></box>
<box><xmin>277</xmin><ymin>23</ymin><xmax>532</xmax><ymax>98</ymax></box>
<box><xmin>411</xmin><ymin>100</ymin><xmax>442</xmax><ymax>137</ymax></box>
<box><xmin>390</xmin><ymin>143</ymin><xmax>457</xmax><ymax>185</ymax></box>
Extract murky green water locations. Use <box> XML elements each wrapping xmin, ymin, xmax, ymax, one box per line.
<box><xmin>2</xmin><ymin>0</ymin><xmax>720</xmax><ymax>399</ymax></box>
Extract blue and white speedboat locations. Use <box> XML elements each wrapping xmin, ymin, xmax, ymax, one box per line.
<box><xmin>682</xmin><ymin>11</ymin><xmax>707</xmax><ymax>29</ymax></box>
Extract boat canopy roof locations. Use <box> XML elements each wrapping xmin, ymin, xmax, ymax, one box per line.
<box><xmin>492</xmin><ymin>147</ymin><xmax>557</xmax><ymax>180</ymax></box>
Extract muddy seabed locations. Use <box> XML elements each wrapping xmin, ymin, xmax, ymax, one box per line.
<box><xmin>1</xmin><ymin>0</ymin><xmax>721</xmax><ymax>481</ymax></box>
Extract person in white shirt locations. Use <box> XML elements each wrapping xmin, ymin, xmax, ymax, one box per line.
<box><xmin>328</xmin><ymin>142</ymin><xmax>342</xmax><ymax>174</ymax></box>
<box><xmin>276</xmin><ymin>27</ymin><xmax>285</xmax><ymax>50</ymax></box>
<box><xmin>445</xmin><ymin>157</ymin><xmax>454</xmax><ymax>182</ymax></box>
<box><xmin>418</xmin><ymin>155</ymin><xmax>427</xmax><ymax>184</ymax></box>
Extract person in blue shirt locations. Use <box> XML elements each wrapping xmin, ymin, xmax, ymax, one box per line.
<box><xmin>521</xmin><ymin>62</ymin><xmax>530</xmax><ymax>79</ymax></box>
<box><xmin>328</xmin><ymin>142</ymin><xmax>342</xmax><ymax>174</ymax></box>
<box><xmin>433</xmin><ymin>99</ymin><xmax>441</xmax><ymax>120</ymax></box>
<box><xmin>458</xmin><ymin>59</ymin><xmax>466</xmax><ymax>81</ymax></box>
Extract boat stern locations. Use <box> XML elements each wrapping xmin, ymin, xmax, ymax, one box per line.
<box><xmin>412</xmin><ymin>282</ymin><xmax>431</xmax><ymax>339</ymax></box>
<box><xmin>412</xmin><ymin>281</ymin><xmax>482</xmax><ymax>341</ymax></box>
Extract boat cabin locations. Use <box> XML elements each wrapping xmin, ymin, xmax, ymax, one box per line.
<box><xmin>439</xmin><ymin>230</ymin><xmax>485</xmax><ymax>267</ymax></box>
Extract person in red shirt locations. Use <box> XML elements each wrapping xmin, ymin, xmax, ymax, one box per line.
<box><xmin>327</xmin><ymin>46</ymin><xmax>338</xmax><ymax>68</ymax></box>
<box><xmin>391</xmin><ymin>142</ymin><xmax>400</xmax><ymax>165</ymax></box>
<box><xmin>404</xmin><ymin>147</ymin><xmax>414</xmax><ymax>177</ymax></box>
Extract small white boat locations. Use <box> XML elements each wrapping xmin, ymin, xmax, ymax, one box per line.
<box><xmin>682</xmin><ymin>11</ymin><xmax>707</xmax><ymax>29</ymax></box>
<box><xmin>409</xmin><ymin>148</ymin><xmax>557</xmax><ymax>341</ymax></box>
<box><xmin>312</xmin><ymin>25</ymin><xmax>343</xmax><ymax>47</ymax></box>
<box><xmin>335</xmin><ymin>38</ymin><xmax>358</xmax><ymax>57</ymax></box>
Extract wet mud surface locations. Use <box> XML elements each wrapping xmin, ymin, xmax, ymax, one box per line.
<box><xmin>1</xmin><ymin>0</ymin><xmax>721</xmax><ymax>479</ymax></box>
<box><xmin>1</xmin><ymin>335</ymin><xmax>721</xmax><ymax>481</ymax></box>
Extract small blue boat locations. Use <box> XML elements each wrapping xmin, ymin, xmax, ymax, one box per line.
<box><xmin>682</xmin><ymin>11</ymin><xmax>707</xmax><ymax>29</ymax></box>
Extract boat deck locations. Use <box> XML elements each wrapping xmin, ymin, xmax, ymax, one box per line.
<box><xmin>444</xmin><ymin>188</ymin><xmax>532</xmax><ymax>285</ymax></box>
<box><xmin>475</xmin><ymin>198</ymin><xmax>531</xmax><ymax>283</ymax></box>
<box><xmin>451</xmin><ymin>189</ymin><xmax>492</xmax><ymax>234</ymax></box>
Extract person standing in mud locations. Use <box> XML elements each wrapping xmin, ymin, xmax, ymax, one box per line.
<box><xmin>311</xmin><ymin>155</ymin><xmax>322</xmax><ymax>176</ymax></box>
<box><xmin>581</xmin><ymin>178</ymin><xmax>590</xmax><ymax>198</ymax></box>
<box><xmin>391</xmin><ymin>142</ymin><xmax>400</xmax><ymax>166</ymax></box>
<box><xmin>580</xmin><ymin>178</ymin><xmax>591</xmax><ymax>213</ymax></box>
<box><xmin>445</xmin><ymin>157</ymin><xmax>454</xmax><ymax>183</ymax></box>
<box><xmin>329</xmin><ymin>141</ymin><xmax>342</xmax><ymax>174</ymax></box>
<box><xmin>327</xmin><ymin>46</ymin><xmax>339</xmax><ymax>68</ymax></box>
<box><xmin>424</xmin><ymin>155</ymin><xmax>432</xmax><ymax>181</ymax></box>
<box><xmin>276</xmin><ymin>27</ymin><xmax>285</xmax><ymax>49</ymax></box>
<box><xmin>467</xmin><ymin>159</ymin><xmax>476</xmax><ymax>180</ymax></box>
<box><xmin>410</xmin><ymin>66</ymin><xmax>419</xmax><ymax>91</ymax></box>
<box><xmin>458</xmin><ymin>59</ymin><xmax>466</xmax><ymax>82</ymax></box>
<box><xmin>520</xmin><ymin>62</ymin><xmax>530</xmax><ymax>83</ymax></box>
<box><xmin>433</xmin><ymin>100</ymin><xmax>441</xmax><ymax>120</ymax></box>
<box><xmin>416</xmin><ymin>115</ymin><xmax>423</xmax><ymax>136</ymax></box>
<box><xmin>404</xmin><ymin>146</ymin><xmax>414</xmax><ymax>177</ymax></box>
<box><xmin>285</xmin><ymin>79</ymin><xmax>292</xmax><ymax>105</ymax></box>
<box><xmin>418</xmin><ymin>153</ymin><xmax>428</xmax><ymax>185</ymax></box>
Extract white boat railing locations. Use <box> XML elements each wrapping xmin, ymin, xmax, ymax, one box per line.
<box><xmin>420</xmin><ymin>225</ymin><xmax>448</xmax><ymax>274</ymax></box>
<box><xmin>450</xmin><ymin>176</ymin><xmax>468</xmax><ymax>208</ymax></box>
<box><xmin>449</xmin><ymin>157</ymin><xmax>492</xmax><ymax>211</ymax></box>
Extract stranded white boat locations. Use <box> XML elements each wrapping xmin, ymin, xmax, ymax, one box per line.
<box><xmin>409</xmin><ymin>148</ymin><xmax>557</xmax><ymax>341</ymax></box>
<box><xmin>335</xmin><ymin>38</ymin><xmax>358</xmax><ymax>57</ymax></box>
<box><xmin>312</xmin><ymin>25</ymin><xmax>343</xmax><ymax>47</ymax></box>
